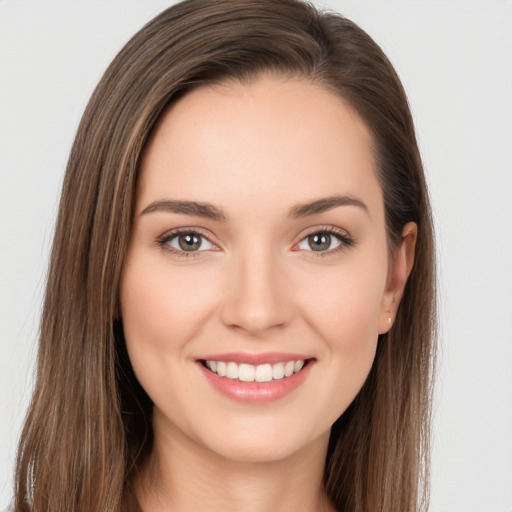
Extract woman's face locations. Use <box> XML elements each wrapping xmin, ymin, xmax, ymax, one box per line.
<box><xmin>120</xmin><ymin>76</ymin><xmax>406</xmax><ymax>463</ymax></box>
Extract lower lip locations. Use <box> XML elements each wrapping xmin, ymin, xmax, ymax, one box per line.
<box><xmin>198</xmin><ymin>361</ymin><xmax>313</xmax><ymax>404</ymax></box>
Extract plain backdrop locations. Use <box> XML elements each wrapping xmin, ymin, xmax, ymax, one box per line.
<box><xmin>1</xmin><ymin>1</ymin><xmax>511</xmax><ymax>511</ymax></box>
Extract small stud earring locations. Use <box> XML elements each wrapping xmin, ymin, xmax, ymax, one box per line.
<box><xmin>387</xmin><ymin>317</ymin><xmax>392</xmax><ymax>325</ymax></box>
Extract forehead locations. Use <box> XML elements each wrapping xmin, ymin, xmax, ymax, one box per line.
<box><xmin>137</xmin><ymin>76</ymin><xmax>382</xmax><ymax>221</ymax></box>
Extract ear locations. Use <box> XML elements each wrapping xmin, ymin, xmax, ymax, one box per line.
<box><xmin>378</xmin><ymin>222</ymin><xmax>417</xmax><ymax>334</ymax></box>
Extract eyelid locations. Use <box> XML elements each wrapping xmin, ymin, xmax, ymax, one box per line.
<box><xmin>156</xmin><ymin>224</ymin><xmax>355</xmax><ymax>258</ymax></box>
<box><xmin>157</xmin><ymin>227</ymin><xmax>220</xmax><ymax>257</ymax></box>
<box><xmin>292</xmin><ymin>225</ymin><xmax>355</xmax><ymax>255</ymax></box>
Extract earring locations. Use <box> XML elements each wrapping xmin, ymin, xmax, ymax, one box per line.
<box><xmin>387</xmin><ymin>317</ymin><xmax>392</xmax><ymax>325</ymax></box>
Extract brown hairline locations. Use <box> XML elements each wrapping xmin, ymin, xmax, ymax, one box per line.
<box><xmin>15</xmin><ymin>1</ymin><xmax>437</xmax><ymax>511</ymax></box>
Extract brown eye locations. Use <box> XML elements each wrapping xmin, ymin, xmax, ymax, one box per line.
<box><xmin>307</xmin><ymin>233</ymin><xmax>332</xmax><ymax>251</ymax></box>
<box><xmin>297</xmin><ymin>230</ymin><xmax>346</xmax><ymax>253</ymax></box>
<box><xmin>178</xmin><ymin>233</ymin><xmax>202</xmax><ymax>251</ymax></box>
<box><xmin>164</xmin><ymin>232</ymin><xmax>214</xmax><ymax>253</ymax></box>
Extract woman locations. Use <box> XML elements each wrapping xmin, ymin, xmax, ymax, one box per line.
<box><xmin>13</xmin><ymin>0</ymin><xmax>436</xmax><ymax>511</ymax></box>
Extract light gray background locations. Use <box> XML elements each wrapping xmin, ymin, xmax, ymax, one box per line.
<box><xmin>1</xmin><ymin>1</ymin><xmax>511</xmax><ymax>511</ymax></box>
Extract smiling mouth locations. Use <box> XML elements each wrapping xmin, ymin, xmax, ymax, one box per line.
<box><xmin>201</xmin><ymin>359</ymin><xmax>311</xmax><ymax>383</ymax></box>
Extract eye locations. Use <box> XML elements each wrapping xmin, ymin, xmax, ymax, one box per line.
<box><xmin>296</xmin><ymin>228</ymin><xmax>353</xmax><ymax>254</ymax></box>
<box><xmin>159</xmin><ymin>230</ymin><xmax>216</xmax><ymax>255</ymax></box>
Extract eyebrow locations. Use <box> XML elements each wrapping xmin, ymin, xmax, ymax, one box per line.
<box><xmin>141</xmin><ymin>200</ymin><xmax>227</xmax><ymax>221</ymax></box>
<box><xmin>140</xmin><ymin>194</ymin><xmax>367</xmax><ymax>221</ymax></box>
<box><xmin>288</xmin><ymin>195</ymin><xmax>368</xmax><ymax>218</ymax></box>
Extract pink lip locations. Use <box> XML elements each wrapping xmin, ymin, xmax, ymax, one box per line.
<box><xmin>198</xmin><ymin>351</ymin><xmax>312</xmax><ymax>365</ymax></box>
<box><xmin>197</xmin><ymin>355</ymin><xmax>314</xmax><ymax>404</ymax></box>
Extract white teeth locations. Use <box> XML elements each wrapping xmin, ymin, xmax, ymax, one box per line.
<box><xmin>284</xmin><ymin>361</ymin><xmax>295</xmax><ymax>377</ymax></box>
<box><xmin>238</xmin><ymin>363</ymin><xmax>255</xmax><ymax>382</ymax></box>
<box><xmin>217</xmin><ymin>361</ymin><xmax>227</xmax><ymax>377</ymax></box>
<box><xmin>204</xmin><ymin>359</ymin><xmax>306</xmax><ymax>382</ymax></box>
<box><xmin>226</xmin><ymin>362</ymin><xmax>238</xmax><ymax>379</ymax></box>
<box><xmin>272</xmin><ymin>362</ymin><xmax>285</xmax><ymax>380</ymax></box>
<box><xmin>255</xmin><ymin>364</ymin><xmax>273</xmax><ymax>382</ymax></box>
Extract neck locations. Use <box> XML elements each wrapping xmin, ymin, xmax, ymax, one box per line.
<box><xmin>134</xmin><ymin>419</ymin><xmax>335</xmax><ymax>512</ymax></box>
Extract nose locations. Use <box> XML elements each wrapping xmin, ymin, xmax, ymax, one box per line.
<box><xmin>220</xmin><ymin>245</ymin><xmax>293</xmax><ymax>337</ymax></box>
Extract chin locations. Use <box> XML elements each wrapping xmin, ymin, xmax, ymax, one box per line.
<box><xmin>191</xmin><ymin>419</ymin><xmax>329</xmax><ymax>465</ymax></box>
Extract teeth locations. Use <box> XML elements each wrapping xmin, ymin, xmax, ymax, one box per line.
<box><xmin>255</xmin><ymin>364</ymin><xmax>273</xmax><ymax>382</ymax></box>
<box><xmin>217</xmin><ymin>361</ymin><xmax>227</xmax><ymax>377</ymax></box>
<box><xmin>284</xmin><ymin>361</ymin><xmax>295</xmax><ymax>377</ymax></box>
<box><xmin>204</xmin><ymin>359</ymin><xmax>306</xmax><ymax>382</ymax></box>
<box><xmin>272</xmin><ymin>362</ymin><xmax>285</xmax><ymax>380</ymax></box>
<box><xmin>239</xmin><ymin>363</ymin><xmax>255</xmax><ymax>382</ymax></box>
<box><xmin>226</xmin><ymin>362</ymin><xmax>238</xmax><ymax>379</ymax></box>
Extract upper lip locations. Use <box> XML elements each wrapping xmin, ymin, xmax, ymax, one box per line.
<box><xmin>197</xmin><ymin>352</ymin><xmax>314</xmax><ymax>365</ymax></box>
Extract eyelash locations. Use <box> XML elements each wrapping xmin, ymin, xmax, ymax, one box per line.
<box><xmin>157</xmin><ymin>226</ymin><xmax>355</xmax><ymax>258</ymax></box>
<box><xmin>157</xmin><ymin>228</ymin><xmax>217</xmax><ymax>258</ymax></box>
<box><xmin>297</xmin><ymin>226</ymin><xmax>355</xmax><ymax>257</ymax></box>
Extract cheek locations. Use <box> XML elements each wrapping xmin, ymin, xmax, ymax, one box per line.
<box><xmin>296</xmin><ymin>258</ymin><xmax>387</xmax><ymax>417</ymax></box>
<box><xmin>300</xmin><ymin>261</ymin><xmax>387</xmax><ymax>345</ymax></box>
<box><xmin>121</xmin><ymin>260</ymin><xmax>212</xmax><ymax>340</ymax></box>
<box><xmin>119</xmin><ymin>254</ymin><xmax>220</xmax><ymax>368</ymax></box>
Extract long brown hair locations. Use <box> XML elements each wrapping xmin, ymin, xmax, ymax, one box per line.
<box><xmin>15</xmin><ymin>1</ymin><xmax>436</xmax><ymax>511</ymax></box>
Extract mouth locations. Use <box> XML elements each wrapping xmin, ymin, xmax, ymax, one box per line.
<box><xmin>200</xmin><ymin>359</ymin><xmax>310</xmax><ymax>383</ymax></box>
<box><xmin>197</xmin><ymin>355</ymin><xmax>314</xmax><ymax>403</ymax></box>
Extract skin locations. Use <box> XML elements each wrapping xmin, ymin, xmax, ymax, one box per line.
<box><xmin>120</xmin><ymin>75</ymin><xmax>416</xmax><ymax>512</ymax></box>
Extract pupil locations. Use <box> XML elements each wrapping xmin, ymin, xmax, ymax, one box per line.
<box><xmin>309</xmin><ymin>233</ymin><xmax>330</xmax><ymax>251</ymax></box>
<box><xmin>179</xmin><ymin>234</ymin><xmax>201</xmax><ymax>251</ymax></box>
